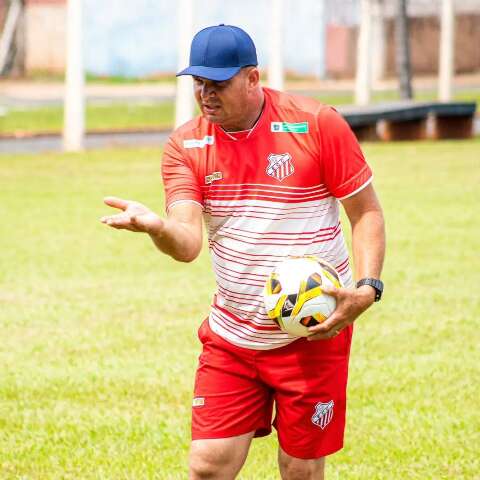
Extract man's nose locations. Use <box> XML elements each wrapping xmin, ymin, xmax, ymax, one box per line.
<box><xmin>201</xmin><ymin>84</ymin><xmax>216</xmax><ymax>99</ymax></box>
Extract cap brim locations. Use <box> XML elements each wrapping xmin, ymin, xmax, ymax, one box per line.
<box><xmin>176</xmin><ymin>65</ymin><xmax>242</xmax><ymax>81</ymax></box>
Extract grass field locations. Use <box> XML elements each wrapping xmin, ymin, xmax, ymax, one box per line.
<box><xmin>0</xmin><ymin>140</ymin><xmax>479</xmax><ymax>479</ymax></box>
<box><xmin>0</xmin><ymin>102</ymin><xmax>174</xmax><ymax>135</ymax></box>
<box><xmin>1</xmin><ymin>88</ymin><xmax>478</xmax><ymax>135</ymax></box>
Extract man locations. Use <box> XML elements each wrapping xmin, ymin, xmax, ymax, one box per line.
<box><xmin>101</xmin><ymin>24</ymin><xmax>385</xmax><ymax>480</ymax></box>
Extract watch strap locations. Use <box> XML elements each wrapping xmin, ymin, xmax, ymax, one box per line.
<box><xmin>356</xmin><ymin>278</ymin><xmax>384</xmax><ymax>302</ymax></box>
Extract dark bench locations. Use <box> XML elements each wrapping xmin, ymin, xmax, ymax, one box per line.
<box><xmin>337</xmin><ymin>101</ymin><xmax>477</xmax><ymax>141</ymax></box>
<box><xmin>426</xmin><ymin>102</ymin><xmax>477</xmax><ymax>139</ymax></box>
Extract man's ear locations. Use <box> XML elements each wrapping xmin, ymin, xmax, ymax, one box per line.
<box><xmin>246</xmin><ymin>67</ymin><xmax>260</xmax><ymax>88</ymax></box>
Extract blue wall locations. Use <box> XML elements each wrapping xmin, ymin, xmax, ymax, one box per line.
<box><xmin>84</xmin><ymin>0</ymin><xmax>326</xmax><ymax>78</ymax></box>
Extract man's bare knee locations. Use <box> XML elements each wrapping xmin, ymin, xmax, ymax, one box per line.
<box><xmin>189</xmin><ymin>433</ymin><xmax>254</xmax><ymax>480</ymax></box>
<box><xmin>278</xmin><ymin>448</ymin><xmax>325</xmax><ymax>480</ymax></box>
<box><xmin>189</xmin><ymin>442</ymin><xmax>232</xmax><ymax>479</ymax></box>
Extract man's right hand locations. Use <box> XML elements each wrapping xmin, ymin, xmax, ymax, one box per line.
<box><xmin>100</xmin><ymin>196</ymin><xmax>164</xmax><ymax>235</ymax></box>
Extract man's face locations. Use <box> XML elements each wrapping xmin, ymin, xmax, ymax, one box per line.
<box><xmin>193</xmin><ymin>68</ymin><xmax>257</xmax><ymax>129</ymax></box>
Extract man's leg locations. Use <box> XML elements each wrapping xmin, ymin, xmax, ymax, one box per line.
<box><xmin>191</xmin><ymin>321</ymin><xmax>273</xmax><ymax>478</ymax></box>
<box><xmin>255</xmin><ymin>330</ymin><xmax>353</xmax><ymax>478</ymax></box>
<box><xmin>278</xmin><ymin>447</ymin><xmax>325</xmax><ymax>480</ymax></box>
<box><xmin>189</xmin><ymin>431</ymin><xmax>255</xmax><ymax>480</ymax></box>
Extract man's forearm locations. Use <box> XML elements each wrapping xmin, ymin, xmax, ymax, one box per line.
<box><xmin>307</xmin><ymin>202</ymin><xmax>385</xmax><ymax>339</ymax></box>
<box><xmin>149</xmin><ymin>217</ymin><xmax>202</xmax><ymax>263</ymax></box>
<box><xmin>350</xmin><ymin>208</ymin><xmax>385</xmax><ymax>281</ymax></box>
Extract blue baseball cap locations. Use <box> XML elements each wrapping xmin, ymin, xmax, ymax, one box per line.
<box><xmin>176</xmin><ymin>24</ymin><xmax>258</xmax><ymax>81</ymax></box>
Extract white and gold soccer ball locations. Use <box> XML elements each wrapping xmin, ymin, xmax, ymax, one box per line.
<box><xmin>263</xmin><ymin>256</ymin><xmax>343</xmax><ymax>337</ymax></box>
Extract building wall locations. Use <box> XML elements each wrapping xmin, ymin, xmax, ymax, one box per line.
<box><xmin>26</xmin><ymin>0</ymin><xmax>65</xmax><ymax>4</ymax></box>
<box><xmin>384</xmin><ymin>14</ymin><xmax>480</xmax><ymax>75</ymax></box>
<box><xmin>325</xmin><ymin>24</ymin><xmax>357</xmax><ymax>78</ymax></box>
<box><xmin>20</xmin><ymin>0</ymin><xmax>327</xmax><ymax>78</ymax></box>
<box><xmin>0</xmin><ymin>1</ymin><xmax>7</xmax><ymax>31</ymax></box>
<box><xmin>10</xmin><ymin>0</ymin><xmax>480</xmax><ymax>78</ymax></box>
<box><xmin>25</xmin><ymin>1</ymin><xmax>66</xmax><ymax>73</ymax></box>
<box><xmin>326</xmin><ymin>11</ymin><xmax>480</xmax><ymax>78</ymax></box>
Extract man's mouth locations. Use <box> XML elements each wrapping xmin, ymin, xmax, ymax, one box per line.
<box><xmin>203</xmin><ymin>104</ymin><xmax>220</xmax><ymax>115</ymax></box>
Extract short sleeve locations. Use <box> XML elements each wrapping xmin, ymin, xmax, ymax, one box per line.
<box><xmin>161</xmin><ymin>136</ymin><xmax>203</xmax><ymax>212</ymax></box>
<box><xmin>317</xmin><ymin>107</ymin><xmax>372</xmax><ymax>199</ymax></box>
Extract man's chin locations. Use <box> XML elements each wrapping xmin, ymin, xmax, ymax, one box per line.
<box><xmin>203</xmin><ymin>113</ymin><xmax>223</xmax><ymax>124</ymax></box>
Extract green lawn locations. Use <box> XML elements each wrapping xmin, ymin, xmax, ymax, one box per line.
<box><xmin>0</xmin><ymin>140</ymin><xmax>479</xmax><ymax>479</ymax></box>
<box><xmin>1</xmin><ymin>88</ymin><xmax>478</xmax><ymax>135</ymax></box>
<box><xmin>0</xmin><ymin>102</ymin><xmax>174</xmax><ymax>135</ymax></box>
<box><xmin>315</xmin><ymin>87</ymin><xmax>480</xmax><ymax>106</ymax></box>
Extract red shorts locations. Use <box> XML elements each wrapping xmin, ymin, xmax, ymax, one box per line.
<box><xmin>192</xmin><ymin>319</ymin><xmax>353</xmax><ymax>459</ymax></box>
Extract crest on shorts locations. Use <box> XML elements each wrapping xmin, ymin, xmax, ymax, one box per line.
<box><xmin>311</xmin><ymin>400</ymin><xmax>334</xmax><ymax>429</ymax></box>
<box><xmin>266</xmin><ymin>153</ymin><xmax>294</xmax><ymax>182</ymax></box>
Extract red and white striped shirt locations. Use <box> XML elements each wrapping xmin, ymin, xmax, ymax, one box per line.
<box><xmin>162</xmin><ymin>88</ymin><xmax>372</xmax><ymax>350</ymax></box>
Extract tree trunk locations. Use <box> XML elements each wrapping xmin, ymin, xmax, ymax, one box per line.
<box><xmin>11</xmin><ymin>0</ymin><xmax>25</xmax><ymax>76</ymax></box>
<box><xmin>0</xmin><ymin>0</ymin><xmax>24</xmax><ymax>76</ymax></box>
<box><xmin>395</xmin><ymin>0</ymin><xmax>413</xmax><ymax>100</ymax></box>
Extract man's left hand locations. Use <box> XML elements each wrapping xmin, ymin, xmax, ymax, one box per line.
<box><xmin>307</xmin><ymin>285</ymin><xmax>376</xmax><ymax>341</ymax></box>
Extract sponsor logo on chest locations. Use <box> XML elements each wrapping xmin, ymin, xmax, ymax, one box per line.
<box><xmin>271</xmin><ymin>121</ymin><xmax>309</xmax><ymax>133</ymax></box>
<box><xmin>266</xmin><ymin>152</ymin><xmax>294</xmax><ymax>182</ymax></box>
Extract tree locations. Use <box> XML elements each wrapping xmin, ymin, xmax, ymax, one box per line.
<box><xmin>395</xmin><ymin>0</ymin><xmax>413</xmax><ymax>100</ymax></box>
<box><xmin>0</xmin><ymin>0</ymin><xmax>25</xmax><ymax>76</ymax></box>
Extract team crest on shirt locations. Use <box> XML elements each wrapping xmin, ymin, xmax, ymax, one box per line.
<box><xmin>266</xmin><ymin>153</ymin><xmax>294</xmax><ymax>182</ymax></box>
<box><xmin>311</xmin><ymin>400</ymin><xmax>334</xmax><ymax>429</ymax></box>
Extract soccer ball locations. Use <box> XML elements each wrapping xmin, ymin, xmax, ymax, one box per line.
<box><xmin>263</xmin><ymin>256</ymin><xmax>343</xmax><ymax>337</ymax></box>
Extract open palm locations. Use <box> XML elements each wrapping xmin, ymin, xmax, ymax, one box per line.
<box><xmin>100</xmin><ymin>196</ymin><xmax>164</xmax><ymax>234</ymax></box>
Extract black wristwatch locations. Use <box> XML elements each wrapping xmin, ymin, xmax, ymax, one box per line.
<box><xmin>356</xmin><ymin>278</ymin><xmax>384</xmax><ymax>302</ymax></box>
